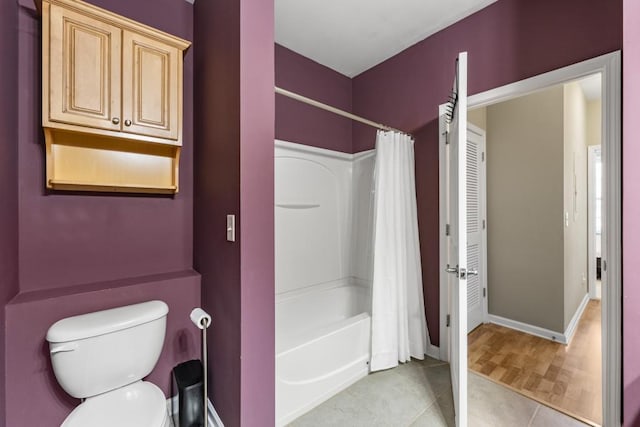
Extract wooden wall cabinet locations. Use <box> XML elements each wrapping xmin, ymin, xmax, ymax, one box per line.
<box><xmin>39</xmin><ymin>0</ymin><xmax>190</xmax><ymax>194</ymax></box>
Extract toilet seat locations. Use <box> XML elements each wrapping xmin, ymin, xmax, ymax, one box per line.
<box><xmin>61</xmin><ymin>381</ymin><xmax>170</xmax><ymax>427</ymax></box>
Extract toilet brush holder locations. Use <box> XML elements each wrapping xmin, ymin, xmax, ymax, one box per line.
<box><xmin>172</xmin><ymin>360</ymin><xmax>204</xmax><ymax>427</ymax></box>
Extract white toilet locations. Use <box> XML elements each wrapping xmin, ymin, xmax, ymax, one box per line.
<box><xmin>46</xmin><ymin>300</ymin><xmax>172</xmax><ymax>427</ymax></box>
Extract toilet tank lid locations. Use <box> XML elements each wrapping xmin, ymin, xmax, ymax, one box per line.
<box><xmin>46</xmin><ymin>300</ymin><xmax>169</xmax><ymax>343</ymax></box>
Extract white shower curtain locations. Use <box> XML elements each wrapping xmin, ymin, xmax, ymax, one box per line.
<box><xmin>370</xmin><ymin>130</ymin><xmax>429</xmax><ymax>372</ymax></box>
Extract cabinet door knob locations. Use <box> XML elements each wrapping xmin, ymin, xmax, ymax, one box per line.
<box><xmin>124</xmin><ymin>119</ymin><xmax>132</xmax><ymax>127</ymax></box>
<box><xmin>112</xmin><ymin>117</ymin><xmax>120</xmax><ymax>124</ymax></box>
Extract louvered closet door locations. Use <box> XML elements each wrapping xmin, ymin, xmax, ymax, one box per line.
<box><xmin>467</xmin><ymin>124</ymin><xmax>486</xmax><ymax>333</ymax></box>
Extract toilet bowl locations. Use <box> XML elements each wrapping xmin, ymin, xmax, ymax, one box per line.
<box><xmin>46</xmin><ymin>301</ymin><xmax>171</xmax><ymax>427</ymax></box>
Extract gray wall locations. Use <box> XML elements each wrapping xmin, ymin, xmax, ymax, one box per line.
<box><xmin>468</xmin><ymin>108</ymin><xmax>487</xmax><ymax>130</ymax></box>
<box><xmin>485</xmin><ymin>87</ymin><xmax>566</xmax><ymax>333</ymax></box>
<box><xmin>563</xmin><ymin>82</ymin><xmax>589</xmax><ymax>328</ymax></box>
<box><xmin>587</xmin><ymin>100</ymin><xmax>602</xmax><ymax>147</ymax></box>
<box><xmin>484</xmin><ymin>84</ymin><xmax>590</xmax><ymax>334</ymax></box>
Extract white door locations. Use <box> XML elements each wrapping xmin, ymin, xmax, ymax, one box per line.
<box><xmin>466</xmin><ymin>124</ymin><xmax>486</xmax><ymax>332</ymax></box>
<box><xmin>446</xmin><ymin>51</ymin><xmax>469</xmax><ymax>427</ymax></box>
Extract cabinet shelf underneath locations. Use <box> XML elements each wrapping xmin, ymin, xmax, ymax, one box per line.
<box><xmin>48</xmin><ymin>180</ymin><xmax>178</xmax><ymax>194</ymax></box>
<box><xmin>44</xmin><ymin>128</ymin><xmax>180</xmax><ymax>194</ymax></box>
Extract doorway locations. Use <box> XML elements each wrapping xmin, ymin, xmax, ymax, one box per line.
<box><xmin>465</xmin><ymin>76</ymin><xmax>603</xmax><ymax>424</ymax></box>
<box><xmin>438</xmin><ymin>52</ymin><xmax>621</xmax><ymax>427</ymax></box>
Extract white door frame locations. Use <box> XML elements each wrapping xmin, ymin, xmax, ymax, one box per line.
<box><xmin>588</xmin><ymin>145</ymin><xmax>602</xmax><ymax>300</ymax></box>
<box><xmin>438</xmin><ymin>51</ymin><xmax>621</xmax><ymax>427</ymax></box>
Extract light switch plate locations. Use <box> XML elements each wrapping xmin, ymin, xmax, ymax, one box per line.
<box><xmin>227</xmin><ymin>215</ymin><xmax>236</xmax><ymax>242</ymax></box>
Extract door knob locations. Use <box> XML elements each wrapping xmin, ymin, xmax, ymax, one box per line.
<box><xmin>446</xmin><ymin>264</ymin><xmax>459</xmax><ymax>277</ymax></box>
<box><xmin>112</xmin><ymin>117</ymin><xmax>120</xmax><ymax>124</ymax></box>
<box><xmin>467</xmin><ymin>269</ymin><xmax>479</xmax><ymax>276</ymax></box>
<box><xmin>124</xmin><ymin>119</ymin><xmax>132</xmax><ymax>127</ymax></box>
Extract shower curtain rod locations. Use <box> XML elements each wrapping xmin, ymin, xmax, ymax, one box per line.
<box><xmin>275</xmin><ymin>86</ymin><xmax>410</xmax><ymax>136</ymax></box>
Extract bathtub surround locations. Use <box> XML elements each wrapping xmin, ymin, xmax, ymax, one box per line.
<box><xmin>370</xmin><ymin>131</ymin><xmax>428</xmax><ymax>371</ymax></box>
<box><xmin>274</xmin><ymin>141</ymin><xmax>374</xmax><ymax>295</ymax></box>
<box><xmin>194</xmin><ymin>0</ymin><xmax>275</xmax><ymax>426</ymax></box>
<box><xmin>274</xmin><ymin>141</ymin><xmax>374</xmax><ymax>424</ymax></box>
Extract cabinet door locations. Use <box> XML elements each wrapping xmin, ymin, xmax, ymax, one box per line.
<box><xmin>48</xmin><ymin>4</ymin><xmax>122</xmax><ymax>131</ymax></box>
<box><xmin>122</xmin><ymin>31</ymin><xmax>180</xmax><ymax>141</ymax></box>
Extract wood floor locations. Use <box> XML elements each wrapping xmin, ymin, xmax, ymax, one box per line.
<box><xmin>468</xmin><ymin>300</ymin><xmax>601</xmax><ymax>425</ymax></box>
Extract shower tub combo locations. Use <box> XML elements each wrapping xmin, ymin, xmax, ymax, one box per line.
<box><xmin>276</xmin><ymin>280</ymin><xmax>370</xmax><ymax>425</ymax></box>
<box><xmin>274</xmin><ymin>141</ymin><xmax>375</xmax><ymax>425</ymax></box>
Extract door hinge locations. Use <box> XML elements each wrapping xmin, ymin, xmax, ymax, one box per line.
<box><xmin>444</xmin><ymin>131</ymin><xmax>450</xmax><ymax>145</ymax></box>
<box><xmin>446</xmin><ymin>314</ymin><xmax>451</xmax><ymax>327</ymax></box>
<box><xmin>483</xmin><ymin>288</ymin><xmax>486</xmax><ymax>298</ymax></box>
<box><xmin>482</xmin><ymin>219</ymin><xmax>486</xmax><ymax>230</ymax></box>
<box><xmin>602</xmin><ymin>260</ymin><xmax>607</xmax><ymax>272</ymax></box>
<box><xmin>445</xmin><ymin>224</ymin><xmax>450</xmax><ymax>236</ymax></box>
<box><xmin>482</xmin><ymin>152</ymin><xmax>485</xmax><ymax>161</ymax></box>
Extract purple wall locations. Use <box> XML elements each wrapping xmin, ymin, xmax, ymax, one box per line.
<box><xmin>0</xmin><ymin>0</ymin><xmax>20</xmax><ymax>424</ymax></box>
<box><xmin>623</xmin><ymin>1</ymin><xmax>640</xmax><ymax>424</ymax></box>
<box><xmin>239</xmin><ymin>3</ymin><xmax>275</xmax><ymax>424</ymax></box>
<box><xmin>18</xmin><ymin>0</ymin><xmax>195</xmax><ymax>292</ymax></box>
<box><xmin>275</xmin><ymin>44</ymin><xmax>353</xmax><ymax>153</ymax></box>
<box><xmin>194</xmin><ymin>0</ymin><xmax>275</xmax><ymax>425</ymax></box>
<box><xmin>194</xmin><ymin>0</ymin><xmax>242</xmax><ymax>423</ymax></box>
<box><xmin>352</xmin><ymin>0</ymin><xmax>622</xmax><ymax>346</ymax></box>
<box><xmin>5</xmin><ymin>272</ymin><xmax>200</xmax><ymax>426</ymax></box>
<box><xmin>3</xmin><ymin>1</ymin><xmax>201</xmax><ymax>425</ymax></box>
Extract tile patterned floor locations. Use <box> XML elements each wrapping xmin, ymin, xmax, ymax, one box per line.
<box><xmin>468</xmin><ymin>301</ymin><xmax>601</xmax><ymax>424</ymax></box>
<box><xmin>289</xmin><ymin>358</ymin><xmax>588</xmax><ymax>427</ymax></box>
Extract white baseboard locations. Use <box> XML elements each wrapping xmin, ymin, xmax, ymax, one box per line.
<box><xmin>487</xmin><ymin>314</ymin><xmax>568</xmax><ymax>344</ymax></box>
<box><xmin>426</xmin><ymin>344</ymin><xmax>441</xmax><ymax>360</ymax></box>
<box><xmin>207</xmin><ymin>399</ymin><xmax>224</xmax><ymax>427</ymax></box>
<box><xmin>564</xmin><ymin>293</ymin><xmax>590</xmax><ymax>345</ymax></box>
<box><xmin>168</xmin><ymin>396</ymin><xmax>224</xmax><ymax>427</ymax></box>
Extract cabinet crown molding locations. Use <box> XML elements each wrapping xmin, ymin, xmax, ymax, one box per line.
<box><xmin>36</xmin><ymin>0</ymin><xmax>191</xmax><ymax>51</ymax></box>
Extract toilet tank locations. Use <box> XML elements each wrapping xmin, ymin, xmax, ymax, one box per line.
<box><xmin>46</xmin><ymin>300</ymin><xmax>169</xmax><ymax>399</ymax></box>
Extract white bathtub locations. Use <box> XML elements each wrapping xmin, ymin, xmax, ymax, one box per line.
<box><xmin>275</xmin><ymin>281</ymin><xmax>371</xmax><ymax>426</ymax></box>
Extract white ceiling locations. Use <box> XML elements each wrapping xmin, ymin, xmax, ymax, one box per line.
<box><xmin>275</xmin><ymin>0</ymin><xmax>499</xmax><ymax>77</ymax></box>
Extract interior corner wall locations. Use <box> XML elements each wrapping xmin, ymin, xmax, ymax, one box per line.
<box><xmin>275</xmin><ymin>44</ymin><xmax>353</xmax><ymax>153</ymax></box>
<box><xmin>468</xmin><ymin>108</ymin><xmax>487</xmax><ymax>130</ymax></box>
<box><xmin>351</xmin><ymin>0</ymin><xmax>621</xmax><ymax>346</ymax></box>
<box><xmin>485</xmin><ymin>87</ymin><xmax>565</xmax><ymax>333</ymax></box>
<box><xmin>0</xmin><ymin>0</ymin><xmax>19</xmax><ymax>424</ymax></box>
<box><xmin>623</xmin><ymin>0</ymin><xmax>640</xmax><ymax>424</ymax></box>
<box><xmin>195</xmin><ymin>0</ymin><xmax>275</xmax><ymax>426</ymax></box>
<box><xmin>562</xmin><ymin>82</ymin><xmax>589</xmax><ymax>330</ymax></box>
<box><xmin>467</xmin><ymin>107</ymin><xmax>487</xmax><ymax>130</ymax></box>
<box><xmin>194</xmin><ymin>0</ymin><xmax>242</xmax><ymax>424</ymax></box>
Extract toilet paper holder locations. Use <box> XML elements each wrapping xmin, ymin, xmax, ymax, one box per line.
<box><xmin>190</xmin><ymin>308</ymin><xmax>212</xmax><ymax>427</ymax></box>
